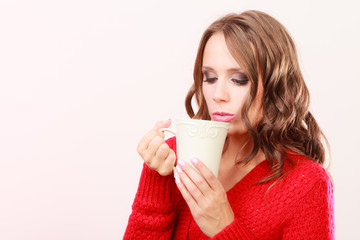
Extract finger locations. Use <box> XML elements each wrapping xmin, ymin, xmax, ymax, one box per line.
<box><xmin>137</xmin><ymin>119</ymin><xmax>171</xmax><ymax>154</ymax></box>
<box><xmin>154</xmin><ymin>118</ymin><xmax>171</xmax><ymax>130</ymax></box>
<box><xmin>176</xmin><ymin>164</ymin><xmax>205</xmax><ymax>204</ymax></box>
<box><xmin>190</xmin><ymin>157</ymin><xmax>224</xmax><ymax>192</ymax></box>
<box><xmin>142</xmin><ymin>136</ymin><xmax>164</xmax><ymax>167</ymax></box>
<box><xmin>154</xmin><ymin>142</ymin><xmax>169</xmax><ymax>159</ymax></box>
<box><xmin>175</xmin><ymin>169</ymin><xmax>199</xmax><ymax>210</ymax></box>
<box><xmin>178</xmin><ymin>160</ymin><xmax>213</xmax><ymax>196</ymax></box>
<box><xmin>137</xmin><ymin>129</ymin><xmax>159</xmax><ymax>155</ymax></box>
<box><xmin>154</xmin><ymin>144</ymin><xmax>173</xmax><ymax>176</ymax></box>
<box><xmin>161</xmin><ymin>149</ymin><xmax>176</xmax><ymax>175</ymax></box>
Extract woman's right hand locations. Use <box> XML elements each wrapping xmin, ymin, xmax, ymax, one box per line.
<box><xmin>137</xmin><ymin>119</ymin><xmax>176</xmax><ymax>176</ymax></box>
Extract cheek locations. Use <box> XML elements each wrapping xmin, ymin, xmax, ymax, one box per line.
<box><xmin>232</xmin><ymin>89</ymin><xmax>250</xmax><ymax>116</ymax></box>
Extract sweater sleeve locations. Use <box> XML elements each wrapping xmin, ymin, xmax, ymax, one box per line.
<box><xmin>123</xmin><ymin>137</ymin><xmax>178</xmax><ymax>240</ymax></box>
<box><xmin>282</xmin><ymin>175</ymin><xmax>335</xmax><ymax>239</ymax></box>
<box><xmin>212</xmin><ymin>218</ymin><xmax>254</xmax><ymax>240</ymax></box>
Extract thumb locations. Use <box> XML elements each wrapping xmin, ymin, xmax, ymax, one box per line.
<box><xmin>154</xmin><ymin>118</ymin><xmax>172</xmax><ymax>130</ymax></box>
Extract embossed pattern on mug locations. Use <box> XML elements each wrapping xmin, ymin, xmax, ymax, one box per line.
<box><xmin>183</xmin><ymin>122</ymin><xmax>229</xmax><ymax>138</ymax></box>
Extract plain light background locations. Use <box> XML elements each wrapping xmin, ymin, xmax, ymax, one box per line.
<box><xmin>0</xmin><ymin>0</ymin><xmax>359</xmax><ymax>239</ymax></box>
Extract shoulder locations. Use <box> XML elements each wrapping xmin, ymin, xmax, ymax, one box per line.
<box><xmin>280</xmin><ymin>153</ymin><xmax>333</xmax><ymax>196</ymax></box>
<box><xmin>286</xmin><ymin>153</ymin><xmax>331</xmax><ymax>184</ymax></box>
<box><xmin>264</xmin><ymin>154</ymin><xmax>334</xmax><ymax>214</ymax></box>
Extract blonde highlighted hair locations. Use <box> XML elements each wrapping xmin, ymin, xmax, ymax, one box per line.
<box><xmin>185</xmin><ymin>10</ymin><xmax>328</xmax><ymax>181</ymax></box>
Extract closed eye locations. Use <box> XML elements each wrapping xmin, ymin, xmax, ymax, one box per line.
<box><xmin>203</xmin><ymin>77</ymin><xmax>217</xmax><ymax>83</ymax></box>
<box><xmin>202</xmin><ymin>70</ymin><xmax>218</xmax><ymax>83</ymax></box>
<box><xmin>231</xmin><ymin>72</ymin><xmax>249</xmax><ymax>86</ymax></box>
<box><xmin>232</xmin><ymin>78</ymin><xmax>249</xmax><ymax>85</ymax></box>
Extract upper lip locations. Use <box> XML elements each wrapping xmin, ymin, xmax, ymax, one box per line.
<box><xmin>212</xmin><ymin>111</ymin><xmax>234</xmax><ymax>116</ymax></box>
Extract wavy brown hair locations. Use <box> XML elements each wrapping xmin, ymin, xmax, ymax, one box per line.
<box><xmin>185</xmin><ymin>10</ymin><xmax>328</xmax><ymax>181</ymax></box>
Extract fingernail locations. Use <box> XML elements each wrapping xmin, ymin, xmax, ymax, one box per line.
<box><xmin>178</xmin><ymin>160</ymin><xmax>185</xmax><ymax>167</ymax></box>
<box><xmin>191</xmin><ymin>157</ymin><xmax>198</xmax><ymax>165</ymax></box>
<box><xmin>176</xmin><ymin>165</ymin><xmax>182</xmax><ymax>173</ymax></box>
<box><xmin>175</xmin><ymin>176</ymin><xmax>181</xmax><ymax>184</ymax></box>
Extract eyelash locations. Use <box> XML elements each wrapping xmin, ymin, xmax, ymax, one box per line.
<box><xmin>203</xmin><ymin>77</ymin><xmax>249</xmax><ymax>86</ymax></box>
<box><xmin>232</xmin><ymin>78</ymin><xmax>249</xmax><ymax>85</ymax></box>
<box><xmin>203</xmin><ymin>77</ymin><xmax>217</xmax><ymax>83</ymax></box>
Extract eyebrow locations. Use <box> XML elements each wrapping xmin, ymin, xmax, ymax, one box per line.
<box><xmin>202</xmin><ymin>66</ymin><xmax>244</xmax><ymax>72</ymax></box>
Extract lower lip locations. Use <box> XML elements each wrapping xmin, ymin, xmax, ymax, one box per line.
<box><xmin>212</xmin><ymin>115</ymin><xmax>235</xmax><ymax>122</ymax></box>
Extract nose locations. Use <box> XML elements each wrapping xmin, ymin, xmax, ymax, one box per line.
<box><xmin>212</xmin><ymin>79</ymin><xmax>230</xmax><ymax>103</ymax></box>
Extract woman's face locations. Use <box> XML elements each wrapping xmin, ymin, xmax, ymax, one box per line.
<box><xmin>202</xmin><ymin>32</ymin><xmax>263</xmax><ymax>137</ymax></box>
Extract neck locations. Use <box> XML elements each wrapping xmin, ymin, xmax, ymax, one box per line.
<box><xmin>218</xmin><ymin>134</ymin><xmax>266</xmax><ymax>191</ymax></box>
<box><xmin>223</xmin><ymin>134</ymin><xmax>265</xmax><ymax>167</ymax></box>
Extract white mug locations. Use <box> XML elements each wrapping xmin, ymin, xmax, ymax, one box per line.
<box><xmin>161</xmin><ymin>119</ymin><xmax>229</xmax><ymax>178</ymax></box>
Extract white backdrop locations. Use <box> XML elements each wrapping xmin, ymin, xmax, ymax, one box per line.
<box><xmin>0</xmin><ymin>0</ymin><xmax>359</xmax><ymax>239</ymax></box>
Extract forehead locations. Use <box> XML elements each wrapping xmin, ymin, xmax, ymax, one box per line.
<box><xmin>202</xmin><ymin>32</ymin><xmax>242</xmax><ymax>71</ymax></box>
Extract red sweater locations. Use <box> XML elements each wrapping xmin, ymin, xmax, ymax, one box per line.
<box><xmin>124</xmin><ymin>137</ymin><xmax>334</xmax><ymax>239</ymax></box>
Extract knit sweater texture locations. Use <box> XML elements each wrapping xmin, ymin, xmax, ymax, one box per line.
<box><xmin>124</xmin><ymin>137</ymin><xmax>335</xmax><ymax>239</ymax></box>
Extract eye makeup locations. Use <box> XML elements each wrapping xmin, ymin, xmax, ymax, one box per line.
<box><xmin>202</xmin><ymin>70</ymin><xmax>249</xmax><ymax>86</ymax></box>
<box><xmin>230</xmin><ymin>72</ymin><xmax>249</xmax><ymax>85</ymax></box>
<box><xmin>202</xmin><ymin>70</ymin><xmax>218</xmax><ymax>83</ymax></box>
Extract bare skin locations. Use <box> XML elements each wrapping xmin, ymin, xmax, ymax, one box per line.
<box><xmin>137</xmin><ymin>119</ymin><xmax>176</xmax><ymax>176</ymax></box>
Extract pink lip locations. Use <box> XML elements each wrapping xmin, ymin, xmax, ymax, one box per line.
<box><xmin>212</xmin><ymin>111</ymin><xmax>235</xmax><ymax>122</ymax></box>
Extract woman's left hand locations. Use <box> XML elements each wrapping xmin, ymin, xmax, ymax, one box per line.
<box><xmin>175</xmin><ymin>158</ymin><xmax>234</xmax><ymax>238</ymax></box>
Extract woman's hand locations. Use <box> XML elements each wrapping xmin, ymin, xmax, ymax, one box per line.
<box><xmin>137</xmin><ymin>119</ymin><xmax>176</xmax><ymax>176</ymax></box>
<box><xmin>175</xmin><ymin>158</ymin><xmax>234</xmax><ymax>237</ymax></box>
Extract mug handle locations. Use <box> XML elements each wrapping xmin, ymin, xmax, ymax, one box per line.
<box><xmin>159</xmin><ymin>128</ymin><xmax>176</xmax><ymax>135</ymax></box>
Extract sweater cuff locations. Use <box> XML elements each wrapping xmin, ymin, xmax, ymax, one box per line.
<box><xmin>213</xmin><ymin>218</ymin><xmax>254</xmax><ymax>240</ymax></box>
<box><xmin>134</xmin><ymin>163</ymin><xmax>176</xmax><ymax>211</ymax></box>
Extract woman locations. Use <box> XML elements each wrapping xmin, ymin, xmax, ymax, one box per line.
<box><xmin>124</xmin><ymin>10</ymin><xmax>334</xmax><ymax>239</ymax></box>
